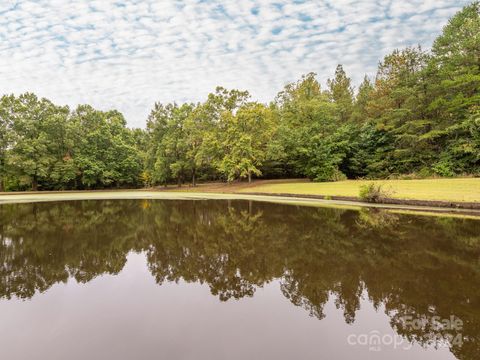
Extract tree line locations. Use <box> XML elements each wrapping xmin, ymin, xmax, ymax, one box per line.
<box><xmin>0</xmin><ymin>3</ymin><xmax>478</xmax><ymax>191</ymax></box>
<box><xmin>0</xmin><ymin>96</ymin><xmax>144</xmax><ymax>191</ymax></box>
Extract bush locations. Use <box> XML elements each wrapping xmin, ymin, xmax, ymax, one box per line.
<box><xmin>311</xmin><ymin>166</ymin><xmax>347</xmax><ymax>182</ymax></box>
<box><xmin>432</xmin><ymin>158</ymin><xmax>455</xmax><ymax>177</ymax></box>
<box><xmin>359</xmin><ymin>183</ymin><xmax>390</xmax><ymax>203</ymax></box>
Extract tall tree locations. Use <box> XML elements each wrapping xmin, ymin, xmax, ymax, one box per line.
<box><xmin>70</xmin><ymin>105</ymin><xmax>141</xmax><ymax>188</ymax></box>
<box><xmin>428</xmin><ymin>2</ymin><xmax>480</xmax><ymax>127</ymax></box>
<box><xmin>351</xmin><ymin>75</ymin><xmax>374</xmax><ymax>123</ymax></box>
<box><xmin>197</xmin><ymin>87</ymin><xmax>251</xmax><ymax>181</ymax></box>
<box><xmin>7</xmin><ymin>93</ymin><xmax>70</xmax><ymax>190</ymax></box>
<box><xmin>0</xmin><ymin>95</ymin><xmax>15</xmax><ymax>191</ymax></box>
<box><xmin>183</xmin><ymin>103</ymin><xmax>215</xmax><ymax>186</ymax></box>
<box><xmin>218</xmin><ymin>103</ymin><xmax>274</xmax><ymax>182</ymax></box>
<box><xmin>164</xmin><ymin>104</ymin><xmax>194</xmax><ymax>186</ymax></box>
<box><xmin>327</xmin><ymin>64</ymin><xmax>354</xmax><ymax>123</ymax></box>
<box><xmin>145</xmin><ymin>103</ymin><xmax>195</xmax><ymax>186</ymax></box>
<box><xmin>367</xmin><ymin>47</ymin><xmax>430</xmax><ymax>175</ymax></box>
<box><xmin>145</xmin><ymin>103</ymin><xmax>171</xmax><ymax>186</ymax></box>
<box><xmin>274</xmin><ymin>72</ymin><xmax>350</xmax><ymax>181</ymax></box>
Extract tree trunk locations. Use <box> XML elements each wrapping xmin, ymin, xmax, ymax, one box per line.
<box><xmin>32</xmin><ymin>176</ymin><xmax>38</xmax><ymax>191</ymax></box>
<box><xmin>248</xmin><ymin>171</ymin><xmax>252</xmax><ymax>183</ymax></box>
<box><xmin>0</xmin><ymin>177</ymin><xmax>4</xmax><ymax>192</ymax></box>
<box><xmin>192</xmin><ymin>168</ymin><xmax>196</xmax><ymax>187</ymax></box>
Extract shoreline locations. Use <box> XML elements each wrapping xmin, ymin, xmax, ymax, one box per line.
<box><xmin>1</xmin><ymin>190</ymin><xmax>480</xmax><ymax>218</ymax></box>
<box><xmin>241</xmin><ymin>192</ymin><xmax>480</xmax><ymax>210</ymax></box>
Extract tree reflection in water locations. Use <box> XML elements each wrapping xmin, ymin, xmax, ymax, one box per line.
<box><xmin>0</xmin><ymin>200</ymin><xmax>479</xmax><ymax>359</ymax></box>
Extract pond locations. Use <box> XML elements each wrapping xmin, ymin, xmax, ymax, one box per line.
<box><xmin>0</xmin><ymin>199</ymin><xmax>479</xmax><ymax>360</ymax></box>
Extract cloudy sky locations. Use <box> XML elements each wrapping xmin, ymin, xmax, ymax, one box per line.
<box><xmin>0</xmin><ymin>0</ymin><xmax>470</xmax><ymax>127</ymax></box>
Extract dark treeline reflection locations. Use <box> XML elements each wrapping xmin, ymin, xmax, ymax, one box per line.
<box><xmin>1</xmin><ymin>200</ymin><xmax>479</xmax><ymax>358</ymax></box>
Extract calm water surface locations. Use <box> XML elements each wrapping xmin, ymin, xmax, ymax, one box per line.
<box><xmin>0</xmin><ymin>200</ymin><xmax>479</xmax><ymax>360</ymax></box>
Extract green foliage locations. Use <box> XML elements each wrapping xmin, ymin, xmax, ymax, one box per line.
<box><xmin>303</xmin><ymin>125</ymin><xmax>351</xmax><ymax>182</ymax></box>
<box><xmin>5</xmin><ymin>93</ymin><xmax>71</xmax><ymax>190</ymax></box>
<box><xmin>69</xmin><ymin>107</ymin><xmax>142</xmax><ymax>189</ymax></box>
<box><xmin>327</xmin><ymin>64</ymin><xmax>354</xmax><ymax>123</ymax></box>
<box><xmin>0</xmin><ymin>3</ymin><xmax>478</xmax><ymax>190</ymax></box>
<box><xmin>217</xmin><ymin>103</ymin><xmax>274</xmax><ymax>182</ymax></box>
<box><xmin>144</xmin><ymin>88</ymin><xmax>277</xmax><ymax>185</ymax></box>
<box><xmin>429</xmin><ymin>2</ymin><xmax>480</xmax><ymax>123</ymax></box>
<box><xmin>273</xmin><ymin>72</ymin><xmax>340</xmax><ymax>180</ymax></box>
<box><xmin>351</xmin><ymin>75</ymin><xmax>373</xmax><ymax>123</ymax></box>
<box><xmin>0</xmin><ymin>95</ymin><xmax>15</xmax><ymax>191</ymax></box>
<box><xmin>0</xmin><ymin>95</ymin><xmax>142</xmax><ymax>190</ymax></box>
<box><xmin>432</xmin><ymin>157</ymin><xmax>456</xmax><ymax>177</ymax></box>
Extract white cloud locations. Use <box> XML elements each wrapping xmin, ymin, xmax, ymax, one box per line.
<box><xmin>0</xmin><ymin>0</ymin><xmax>470</xmax><ymax>127</ymax></box>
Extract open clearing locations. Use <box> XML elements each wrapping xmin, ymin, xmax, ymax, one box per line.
<box><xmin>167</xmin><ymin>178</ymin><xmax>480</xmax><ymax>203</ymax></box>
<box><xmin>233</xmin><ymin>178</ymin><xmax>480</xmax><ymax>203</ymax></box>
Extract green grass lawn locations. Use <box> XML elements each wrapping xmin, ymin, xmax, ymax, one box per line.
<box><xmin>238</xmin><ymin>178</ymin><xmax>480</xmax><ymax>202</ymax></box>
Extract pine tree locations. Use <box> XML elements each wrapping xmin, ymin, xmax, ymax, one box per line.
<box><xmin>327</xmin><ymin>65</ymin><xmax>354</xmax><ymax>123</ymax></box>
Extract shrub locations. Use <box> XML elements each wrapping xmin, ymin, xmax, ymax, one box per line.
<box><xmin>359</xmin><ymin>183</ymin><xmax>390</xmax><ymax>203</ymax></box>
<box><xmin>311</xmin><ymin>166</ymin><xmax>347</xmax><ymax>182</ymax></box>
<box><xmin>432</xmin><ymin>157</ymin><xmax>455</xmax><ymax>177</ymax></box>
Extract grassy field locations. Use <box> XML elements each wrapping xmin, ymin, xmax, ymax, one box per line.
<box><xmin>236</xmin><ymin>178</ymin><xmax>480</xmax><ymax>203</ymax></box>
<box><xmin>1</xmin><ymin>178</ymin><xmax>479</xmax><ymax>205</ymax></box>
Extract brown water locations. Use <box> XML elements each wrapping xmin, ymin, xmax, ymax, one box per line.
<box><xmin>0</xmin><ymin>199</ymin><xmax>479</xmax><ymax>360</ymax></box>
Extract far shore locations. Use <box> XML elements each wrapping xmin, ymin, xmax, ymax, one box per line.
<box><xmin>1</xmin><ymin>177</ymin><xmax>480</xmax><ymax>218</ymax></box>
